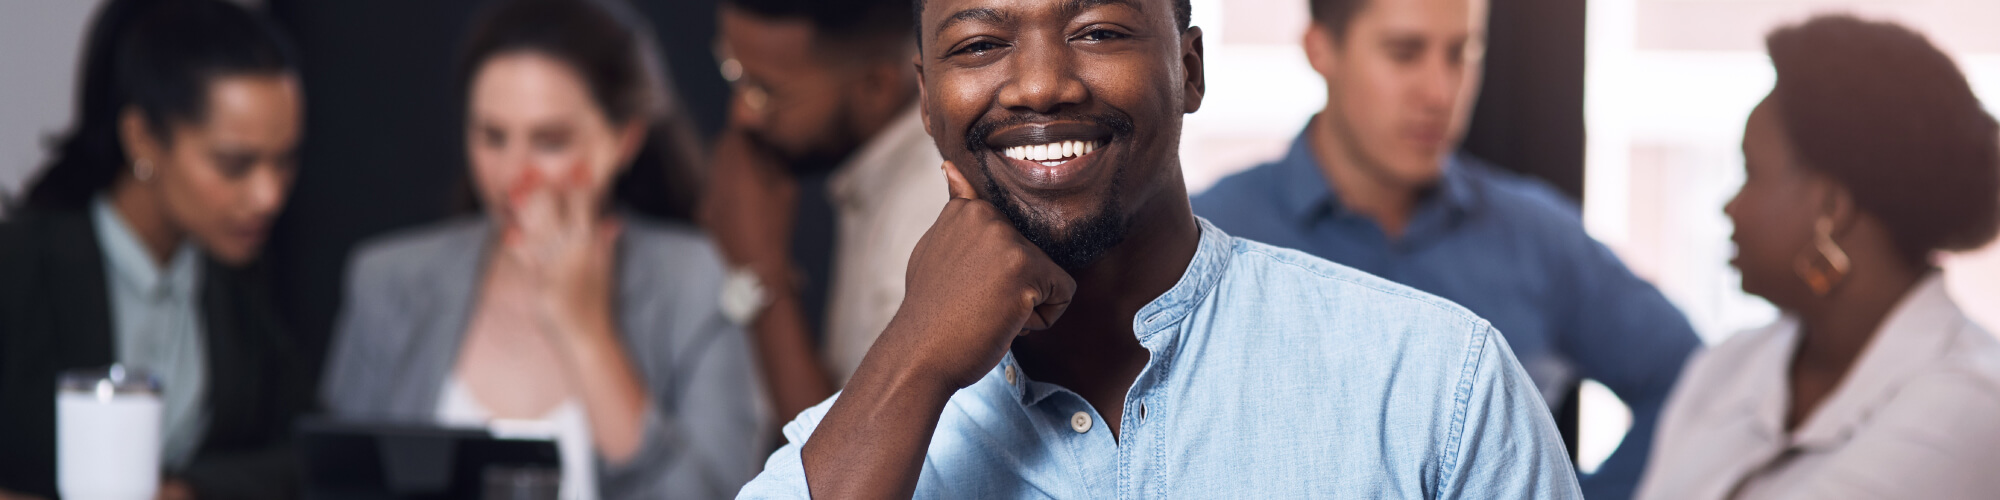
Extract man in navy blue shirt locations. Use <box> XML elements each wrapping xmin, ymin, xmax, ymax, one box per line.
<box><xmin>1193</xmin><ymin>0</ymin><xmax>1699</xmax><ymax>498</ymax></box>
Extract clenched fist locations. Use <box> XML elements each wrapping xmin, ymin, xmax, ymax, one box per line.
<box><xmin>864</xmin><ymin>161</ymin><xmax>1077</xmax><ymax>391</ymax></box>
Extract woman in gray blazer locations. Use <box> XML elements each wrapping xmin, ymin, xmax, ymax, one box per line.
<box><xmin>319</xmin><ymin>0</ymin><xmax>762</xmax><ymax>498</ymax></box>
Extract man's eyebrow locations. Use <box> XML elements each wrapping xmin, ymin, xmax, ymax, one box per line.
<box><xmin>930</xmin><ymin>0</ymin><xmax>1142</xmax><ymax>43</ymax></box>
<box><xmin>933</xmin><ymin>8</ymin><xmax>1009</xmax><ymax>43</ymax></box>
<box><xmin>1058</xmin><ymin>0</ymin><xmax>1142</xmax><ymax>20</ymax></box>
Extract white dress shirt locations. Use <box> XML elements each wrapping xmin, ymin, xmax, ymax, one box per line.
<box><xmin>1636</xmin><ymin>274</ymin><xmax>2000</xmax><ymax>500</ymax></box>
<box><xmin>821</xmin><ymin>104</ymin><xmax>947</xmax><ymax>386</ymax></box>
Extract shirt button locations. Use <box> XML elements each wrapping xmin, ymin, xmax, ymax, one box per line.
<box><xmin>1070</xmin><ymin>411</ymin><xmax>1092</xmax><ymax>433</ymax></box>
<box><xmin>1004</xmin><ymin>365</ymin><xmax>1017</xmax><ymax>385</ymax></box>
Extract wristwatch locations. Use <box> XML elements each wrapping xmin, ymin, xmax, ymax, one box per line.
<box><xmin>719</xmin><ymin>266</ymin><xmax>771</xmax><ymax>326</ymax></box>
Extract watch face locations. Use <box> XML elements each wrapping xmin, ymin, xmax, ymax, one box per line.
<box><xmin>720</xmin><ymin>268</ymin><xmax>769</xmax><ymax>326</ymax></box>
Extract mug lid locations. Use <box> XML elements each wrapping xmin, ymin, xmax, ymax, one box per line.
<box><xmin>57</xmin><ymin>364</ymin><xmax>161</xmax><ymax>396</ymax></box>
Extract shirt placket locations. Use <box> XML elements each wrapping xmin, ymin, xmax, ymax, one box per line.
<box><xmin>1117</xmin><ymin>315</ymin><xmax>1179</xmax><ymax>500</ymax></box>
<box><xmin>1035</xmin><ymin>389</ymin><xmax>1117</xmax><ymax>498</ymax></box>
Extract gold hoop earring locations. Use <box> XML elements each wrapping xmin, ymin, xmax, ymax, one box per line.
<box><xmin>133</xmin><ymin>160</ymin><xmax>154</xmax><ymax>182</ymax></box>
<box><xmin>1793</xmin><ymin>216</ymin><xmax>1850</xmax><ymax>297</ymax></box>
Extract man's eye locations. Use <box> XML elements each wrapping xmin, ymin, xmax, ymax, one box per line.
<box><xmin>1080</xmin><ymin>29</ymin><xmax>1127</xmax><ymax>42</ymax></box>
<box><xmin>955</xmin><ymin>41</ymin><xmax>1002</xmax><ymax>55</ymax></box>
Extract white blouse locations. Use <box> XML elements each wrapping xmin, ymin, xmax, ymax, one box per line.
<box><xmin>437</xmin><ymin>377</ymin><xmax>597</xmax><ymax>500</ymax></box>
<box><xmin>1635</xmin><ymin>274</ymin><xmax>2000</xmax><ymax>500</ymax></box>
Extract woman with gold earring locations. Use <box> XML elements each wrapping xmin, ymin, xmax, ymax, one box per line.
<box><xmin>1634</xmin><ymin>14</ymin><xmax>2000</xmax><ymax>500</ymax></box>
<box><xmin>0</xmin><ymin>0</ymin><xmax>307</xmax><ymax>498</ymax></box>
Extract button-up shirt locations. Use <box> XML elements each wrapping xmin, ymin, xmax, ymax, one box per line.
<box><xmin>1635</xmin><ymin>274</ymin><xmax>2000</xmax><ymax>500</ymax></box>
<box><xmin>91</xmin><ymin>195</ymin><xmax>209</xmax><ymax>470</ymax></box>
<box><xmin>1193</xmin><ymin>131</ymin><xmax>1700</xmax><ymax>499</ymax></box>
<box><xmin>823</xmin><ymin>104</ymin><xmax>948</xmax><ymax>386</ymax></box>
<box><xmin>738</xmin><ymin>218</ymin><xmax>1581</xmax><ymax>498</ymax></box>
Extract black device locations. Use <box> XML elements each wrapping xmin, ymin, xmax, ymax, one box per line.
<box><xmin>298</xmin><ymin>417</ymin><xmax>562</xmax><ymax>500</ymax></box>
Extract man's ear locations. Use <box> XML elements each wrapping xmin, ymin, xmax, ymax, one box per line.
<box><xmin>915</xmin><ymin>55</ymin><xmax>936</xmax><ymax>140</ymax></box>
<box><xmin>860</xmin><ymin>57</ymin><xmax>917</xmax><ymax>117</ymax></box>
<box><xmin>1182</xmin><ymin>26</ymin><xmax>1206</xmax><ymax>114</ymax></box>
<box><xmin>1303</xmin><ymin>22</ymin><xmax>1341</xmax><ymax>80</ymax></box>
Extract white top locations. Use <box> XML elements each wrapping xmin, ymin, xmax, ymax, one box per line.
<box><xmin>91</xmin><ymin>194</ymin><xmax>209</xmax><ymax>470</ymax></box>
<box><xmin>436</xmin><ymin>377</ymin><xmax>597</xmax><ymax>500</ymax></box>
<box><xmin>822</xmin><ymin>104</ymin><xmax>949</xmax><ymax>386</ymax></box>
<box><xmin>1636</xmin><ymin>274</ymin><xmax>2000</xmax><ymax>500</ymax></box>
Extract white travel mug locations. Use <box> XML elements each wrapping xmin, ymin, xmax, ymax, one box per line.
<box><xmin>56</xmin><ymin>365</ymin><xmax>162</xmax><ymax>500</ymax></box>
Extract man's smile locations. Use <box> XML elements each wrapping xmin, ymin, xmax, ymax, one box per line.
<box><xmin>978</xmin><ymin>120</ymin><xmax>1122</xmax><ymax>192</ymax></box>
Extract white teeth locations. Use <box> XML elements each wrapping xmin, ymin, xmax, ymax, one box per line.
<box><xmin>1001</xmin><ymin>140</ymin><xmax>1101</xmax><ymax>162</ymax></box>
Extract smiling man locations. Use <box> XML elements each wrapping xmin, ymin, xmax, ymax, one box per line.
<box><xmin>736</xmin><ymin>0</ymin><xmax>1580</xmax><ymax>497</ymax></box>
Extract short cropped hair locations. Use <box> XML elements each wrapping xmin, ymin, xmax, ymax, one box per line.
<box><xmin>730</xmin><ymin>0</ymin><xmax>914</xmax><ymax>57</ymax></box>
<box><xmin>910</xmin><ymin>0</ymin><xmax>1193</xmax><ymax>42</ymax></box>
<box><xmin>1766</xmin><ymin>14</ymin><xmax>2000</xmax><ymax>264</ymax></box>
<box><xmin>1309</xmin><ymin>0</ymin><xmax>1368</xmax><ymax>41</ymax></box>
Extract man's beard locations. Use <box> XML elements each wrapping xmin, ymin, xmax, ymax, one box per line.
<box><xmin>981</xmin><ymin>166</ymin><xmax>1128</xmax><ymax>272</ymax></box>
<box><xmin>966</xmin><ymin>111</ymin><xmax>1137</xmax><ymax>272</ymax></box>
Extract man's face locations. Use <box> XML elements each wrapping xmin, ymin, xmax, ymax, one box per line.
<box><xmin>719</xmin><ymin>6</ymin><xmax>866</xmax><ymax>170</ymax></box>
<box><xmin>917</xmin><ymin>0</ymin><xmax>1203</xmax><ymax>270</ymax></box>
<box><xmin>1308</xmin><ymin>0</ymin><xmax>1486</xmax><ymax>187</ymax></box>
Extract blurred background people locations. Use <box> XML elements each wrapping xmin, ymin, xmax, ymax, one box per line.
<box><xmin>1636</xmin><ymin>15</ymin><xmax>2000</xmax><ymax>500</ymax></box>
<box><xmin>1192</xmin><ymin>0</ymin><xmax>1700</xmax><ymax>496</ymax></box>
<box><xmin>0</xmin><ymin>0</ymin><xmax>309</xmax><ymax>498</ymax></box>
<box><xmin>317</xmin><ymin>0</ymin><xmax>761</xmax><ymax>498</ymax></box>
<box><xmin>701</xmin><ymin>0</ymin><xmax>945</xmax><ymax>419</ymax></box>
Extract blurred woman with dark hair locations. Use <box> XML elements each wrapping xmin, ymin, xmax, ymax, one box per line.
<box><xmin>0</xmin><ymin>0</ymin><xmax>309</xmax><ymax>498</ymax></box>
<box><xmin>1636</xmin><ymin>14</ymin><xmax>2000</xmax><ymax>500</ymax></box>
<box><xmin>318</xmin><ymin>0</ymin><xmax>763</xmax><ymax>498</ymax></box>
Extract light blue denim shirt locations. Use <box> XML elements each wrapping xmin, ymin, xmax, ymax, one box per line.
<box><xmin>1195</xmin><ymin>132</ymin><xmax>1700</xmax><ymax>500</ymax></box>
<box><xmin>739</xmin><ymin>218</ymin><xmax>1581</xmax><ymax>498</ymax></box>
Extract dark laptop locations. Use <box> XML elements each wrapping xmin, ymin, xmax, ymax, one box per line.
<box><xmin>298</xmin><ymin>417</ymin><xmax>561</xmax><ymax>500</ymax></box>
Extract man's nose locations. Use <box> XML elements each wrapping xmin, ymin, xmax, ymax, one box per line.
<box><xmin>997</xmin><ymin>38</ymin><xmax>1087</xmax><ymax>114</ymax></box>
<box><xmin>1415</xmin><ymin>54</ymin><xmax>1463</xmax><ymax>113</ymax></box>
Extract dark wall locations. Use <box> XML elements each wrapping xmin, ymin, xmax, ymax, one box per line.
<box><xmin>264</xmin><ymin>0</ymin><xmax>731</xmax><ymax>383</ymax></box>
<box><xmin>1459</xmin><ymin>0</ymin><xmax>1590</xmax><ymax>459</ymax></box>
<box><xmin>1461</xmin><ymin>0</ymin><xmax>1588</xmax><ymax>201</ymax></box>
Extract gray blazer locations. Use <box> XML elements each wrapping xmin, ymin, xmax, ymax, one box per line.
<box><xmin>320</xmin><ymin>215</ymin><xmax>763</xmax><ymax>499</ymax></box>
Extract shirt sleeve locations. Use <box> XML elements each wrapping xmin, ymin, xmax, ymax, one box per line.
<box><xmin>319</xmin><ymin>244</ymin><xmax>404</xmax><ymax>415</ymax></box>
<box><xmin>1440</xmin><ymin>323</ymin><xmax>1585</xmax><ymax>500</ymax></box>
<box><xmin>600</xmin><ymin>310</ymin><xmax>766</xmax><ymax>499</ymax></box>
<box><xmin>1552</xmin><ymin>222</ymin><xmax>1702</xmax><ymax>500</ymax></box>
<box><xmin>735</xmin><ymin>395</ymin><xmax>838</xmax><ymax>499</ymax></box>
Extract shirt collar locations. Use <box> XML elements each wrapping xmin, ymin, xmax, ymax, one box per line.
<box><xmin>92</xmin><ymin>194</ymin><xmax>201</xmax><ymax>299</ymax></box>
<box><xmin>1275</xmin><ymin>126</ymin><xmax>1479</xmax><ymax>225</ymax></box>
<box><xmin>1002</xmin><ymin>217</ymin><xmax>1237</xmax><ymax>407</ymax></box>
<box><xmin>1788</xmin><ymin>272</ymin><xmax>1967</xmax><ymax>448</ymax></box>
<box><xmin>828</xmin><ymin>102</ymin><xmax>933</xmax><ymax>211</ymax></box>
<box><xmin>1275</xmin><ymin>132</ymin><xmax>1335</xmax><ymax>222</ymax></box>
